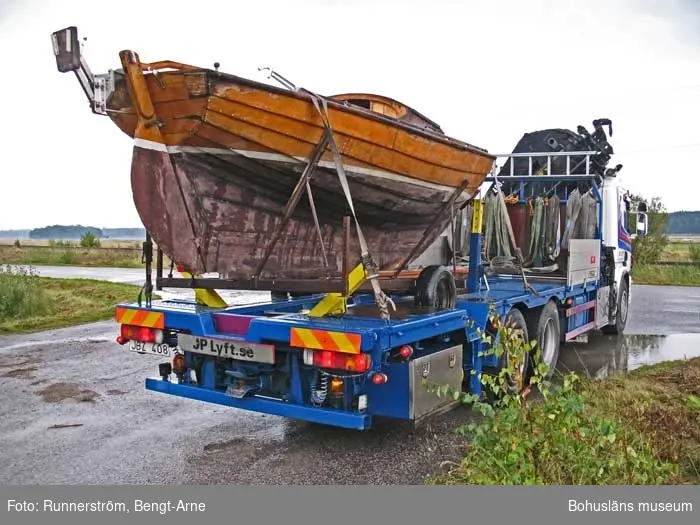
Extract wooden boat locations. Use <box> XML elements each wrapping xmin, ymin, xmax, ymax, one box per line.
<box><xmin>52</xmin><ymin>27</ymin><xmax>495</xmax><ymax>283</ymax></box>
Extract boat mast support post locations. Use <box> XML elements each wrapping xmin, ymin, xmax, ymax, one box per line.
<box><xmin>138</xmin><ymin>232</ymin><xmax>153</xmax><ymax>308</ymax></box>
<box><xmin>155</xmin><ymin>248</ymin><xmax>163</xmax><ymax>291</ymax></box>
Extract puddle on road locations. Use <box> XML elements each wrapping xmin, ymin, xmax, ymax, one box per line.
<box><xmin>37</xmin><ymin>382</ymin><xmax>100</xmax><ymax>403</ymax></box>
<box><xmin>556</xmin><ymin>333</ymin><xmax>700</xmax><ymax>380</ymax></box>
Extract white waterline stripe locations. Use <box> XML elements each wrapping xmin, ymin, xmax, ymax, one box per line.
<box><xmin>132</xmin><ymin>138</ymin><xmax>466</xmax><ymax>193</ymax></box>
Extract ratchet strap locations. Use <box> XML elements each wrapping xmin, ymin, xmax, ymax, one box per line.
<box><xmin>304</xmin><ymin>90</ymin><xmax>396</xmax><ymax>320</ymax></box>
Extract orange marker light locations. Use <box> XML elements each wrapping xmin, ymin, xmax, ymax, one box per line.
<box><xmin>330</xmin><ymin>377</ymin><xmax>344</xmax><ymax>396</ymax></box>
<box><xmin>172</xmin><ymin>353</ymin><xmax>185</xmax><ymax>374</ymax></box>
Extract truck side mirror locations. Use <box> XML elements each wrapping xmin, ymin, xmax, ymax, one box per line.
<box><xmin>636</xmin><ymin>212</ymin><xmax>648</xmax><ymax>237</ymax></box>
<box><xmin>51</xmin><ymin>26</ymin><xmax>81</xmax><ymax>73</ymax></box>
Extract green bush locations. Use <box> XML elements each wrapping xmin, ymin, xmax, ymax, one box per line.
<box><xmin>425</xmin><ymin>311</ymin><xmax>678</xmax><ymax>485</ymax></box>
<box><xmin>630</xmin><ymin>196</ymin><xmax>669</xmax><ymax>264</ymax></box>
<box><xmin>58</xmin><ymin>250</ymin><xmax>75</xmax><ymax>265</ymax></box>
<box><xmin>80</xmin><ymin>232</ymin><xmax>101</xmax><ymax>248</ymax></box>
<box><xmin>0</xmin><ymin>264</ymin><xmax>51</xmax><ymax>319</ymax></box>
<box><xmin>689</xmin><ymin>244</ymin><xmax>700</xmax><ymax>263</ymax></box>
<box><xmin>47</xmin><ymin>239</ymin><xmax>75</xmax><ymax>248</ymax></box>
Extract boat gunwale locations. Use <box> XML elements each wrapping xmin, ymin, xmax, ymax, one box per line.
<box><xmin>201</xmin><ymin>99</ymin><xmax>490</xmax><ymax>178</ymax></box>
<box><xmin>111</xmin><ymin>61</ymin><xmax>495</xmax><ymax>162</ymax></box>
<box><xmin>206</xmin><ymin>67</ymin><xmax>495</xmax><ymax>159</ymax></box>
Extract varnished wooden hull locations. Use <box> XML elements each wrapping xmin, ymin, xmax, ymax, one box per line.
<box><xmin>106</xmin><ymin>65</ymin><xmax>495</xmax><ymax>280</ymax></box>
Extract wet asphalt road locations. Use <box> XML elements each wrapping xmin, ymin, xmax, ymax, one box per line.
<box><xmin>1</xmin><ymin>268</ymin><xmax>699</xmax><ymax>484</ymax></box>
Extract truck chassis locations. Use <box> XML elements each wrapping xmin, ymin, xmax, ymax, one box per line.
<box><xmin>115</xmin><ymin>147</ymin><xmax>641</xmax><ymax>430</ymax></box>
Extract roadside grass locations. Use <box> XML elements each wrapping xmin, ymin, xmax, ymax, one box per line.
<box><xmin>630</xmin><ymin>239</ymin><xmax>700</xmax><ymax>286</ymax></box>
<box><xmin>425</xmin><ymin>314</ymin><xmax>699</xmax><ymax>485</ymax></box>
<box><xmin>632</xmin><ymin>264</ymin><xmax>700</xmax><ymax>286</ymax></box>
<box><xmin>585</xmin><ymin>358</ymin><xmax>700</xmax><ymax>483</ymax></box>
<box><xmin>0</xmin><ymin>265</ymin><xmax>156</xmax><ymax>334</ymax></box>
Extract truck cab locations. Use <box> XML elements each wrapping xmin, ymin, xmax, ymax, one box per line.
<box><xmin>599</xmin><ymin>173</ymin><xmax>647</xmax><ymax>335</ymax></box>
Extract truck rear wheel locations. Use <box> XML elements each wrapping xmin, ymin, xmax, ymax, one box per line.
<box><xmin>527</xmin><ymin>300</ymin><xmax>561</xmax><ymax>378</ymax></box>
<box><xmin>483</xmin><ymin>307</ymin><xmax>530</xmax><ymax>397</ymax></box>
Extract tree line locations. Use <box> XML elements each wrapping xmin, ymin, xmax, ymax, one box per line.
<box><xmin>667</xmin><ymin>211</ymin><xmax>700</xmax><ymax>234</ymax></box>
<box><xmin>24</xmin><ymin>226</ymin><xmax>146</xmax><ymax>239</ymax></box>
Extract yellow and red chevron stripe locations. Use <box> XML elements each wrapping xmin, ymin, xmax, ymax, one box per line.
<box><xmin>115</xmin><ymin>307</ymin><xmax>165</xmax><ymax>329</ymax></box>
<box><xmin>290</xmin><ymin>328</ymin><xmax>361</xmax><ymax>354</ymax></box>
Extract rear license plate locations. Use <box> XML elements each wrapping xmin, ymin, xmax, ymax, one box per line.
<box><xmin>178</xmin><ymin>334</ymin><xmax>275</xmax><ymax>364</ymax></box>
<box><xmin>129</xmin><ymin>341</ymin><xmax>171</xmax><ymax>357</ymax></box>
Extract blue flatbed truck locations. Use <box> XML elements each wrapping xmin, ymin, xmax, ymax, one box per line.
<box><xmin>115</xmin><ymin>125</ymin><xmax>648</xmax><ymax>430</ymax></box>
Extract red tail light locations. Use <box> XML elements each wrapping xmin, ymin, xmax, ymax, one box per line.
<box><xmin>303</xmin><ymin>349</ymin><xmax>371</xmax><ymax>372</ymax></box>
<box><xmin>371</xmin><ymin>372</ymin><xmax>388</xmax><ymax>385</ymax></box>
<box><xmin>120</xmin><ymin>324</ymin><xmax>163</xmax><ymax>344</ymax></box>
<box><xmin>399</xmin><ymin>345</ymin><xmax>413</xmax><ymax>359</ymax></box>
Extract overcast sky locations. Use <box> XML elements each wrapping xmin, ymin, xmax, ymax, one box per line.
<box><xmin>1</xmin><ymin>0</ymin><xmax>699</xmax><ymax>229</ymax></box>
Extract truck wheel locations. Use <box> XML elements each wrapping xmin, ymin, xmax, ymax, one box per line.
<box><xmin>602</xmin><ymin>278</ymin><xmax>629</xmax><ymax>335</ymax></box>
<box><xmin>528</xmin><ymin>301</ymin><xmax>561</xmax><ymax>378</ymax></box>
<box><xmin>502</xmin><ymin>308</ymin><xmax>531</xmax><ymax>388</ymax></box>
<box><xmin>483</xmin><ymin>307</ymin><xmax>530</xmax><ymax>396</ymax></box>
<box><xmin>415</xmin><ymin>265</ymin><xmax>456</xmax><ymax>310</ymax></box>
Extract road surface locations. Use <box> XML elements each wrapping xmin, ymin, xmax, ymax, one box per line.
<box><xmin>0</xmin><ymin>268</ymin><xmax>699</xmax><ymax>484</ymax></box>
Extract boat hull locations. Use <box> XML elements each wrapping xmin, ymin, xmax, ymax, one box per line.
<box><xmin>132</xmin><ymin>141</ymin><xmax>473</xmax><ymax>280</ymax></box>
<box><xmin>107</xmin><ymin>66</ymin><xmax>495</xmax><ymax>280</ymax></box>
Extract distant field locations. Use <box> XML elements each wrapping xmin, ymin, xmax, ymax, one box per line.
<box><xmin>1</xmin><ymin>237</ymin><xmax>699</xmax><ymax>287</ymax></box>
<box><xmin>667</xmin><ymin>234</ymin><xmax>700</xmax><ymax>243</ymax></box>
<box><xmin>664</xmin><ymin>241</ymin><xmax>700</xmax><ymax>262</ymax></box>
<box><xmin>0</xmin><ymin>239</ymin><xmax>142</xmax><ymax>249</ymax></box>
<box><xmin>0</xmin><ymin>239</ymin><xmax>172</xmax><ymax>269</ymax></box>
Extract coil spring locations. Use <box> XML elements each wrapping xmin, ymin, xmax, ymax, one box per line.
<box><xmin>310</xmin><ymin>370</ymin><xmax>328</xmax><ymax>406</ymax></box>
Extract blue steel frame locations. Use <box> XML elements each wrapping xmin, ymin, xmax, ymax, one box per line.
<box><xmin>135</xmin><ymin>296</ymin><xmax>474</xmax><ymax>430</ymax></box>
<box><xmin>125</xmin><ymin>173</ymin><xmax>606</xmax><ymax>430</ymax></box>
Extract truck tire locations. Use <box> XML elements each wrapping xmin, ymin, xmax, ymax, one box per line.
<box><xmin>527</xmin><ymin>300</ymin><xmax>561</xmax><ymax>378</ymax></box>
<box><xmin>483</xmin><ymin>307</ymin><xmax>530</xmax><ymax>396</ymax></box>
<box><xmin>602</xmin><ymin>278</ymin><xmax>629</xmax><ymax>335</ymax></box>
<box><xmin>415</xmin><ymin>265</ymin><xmax>457</xmax><ymax>310</ymax></box>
